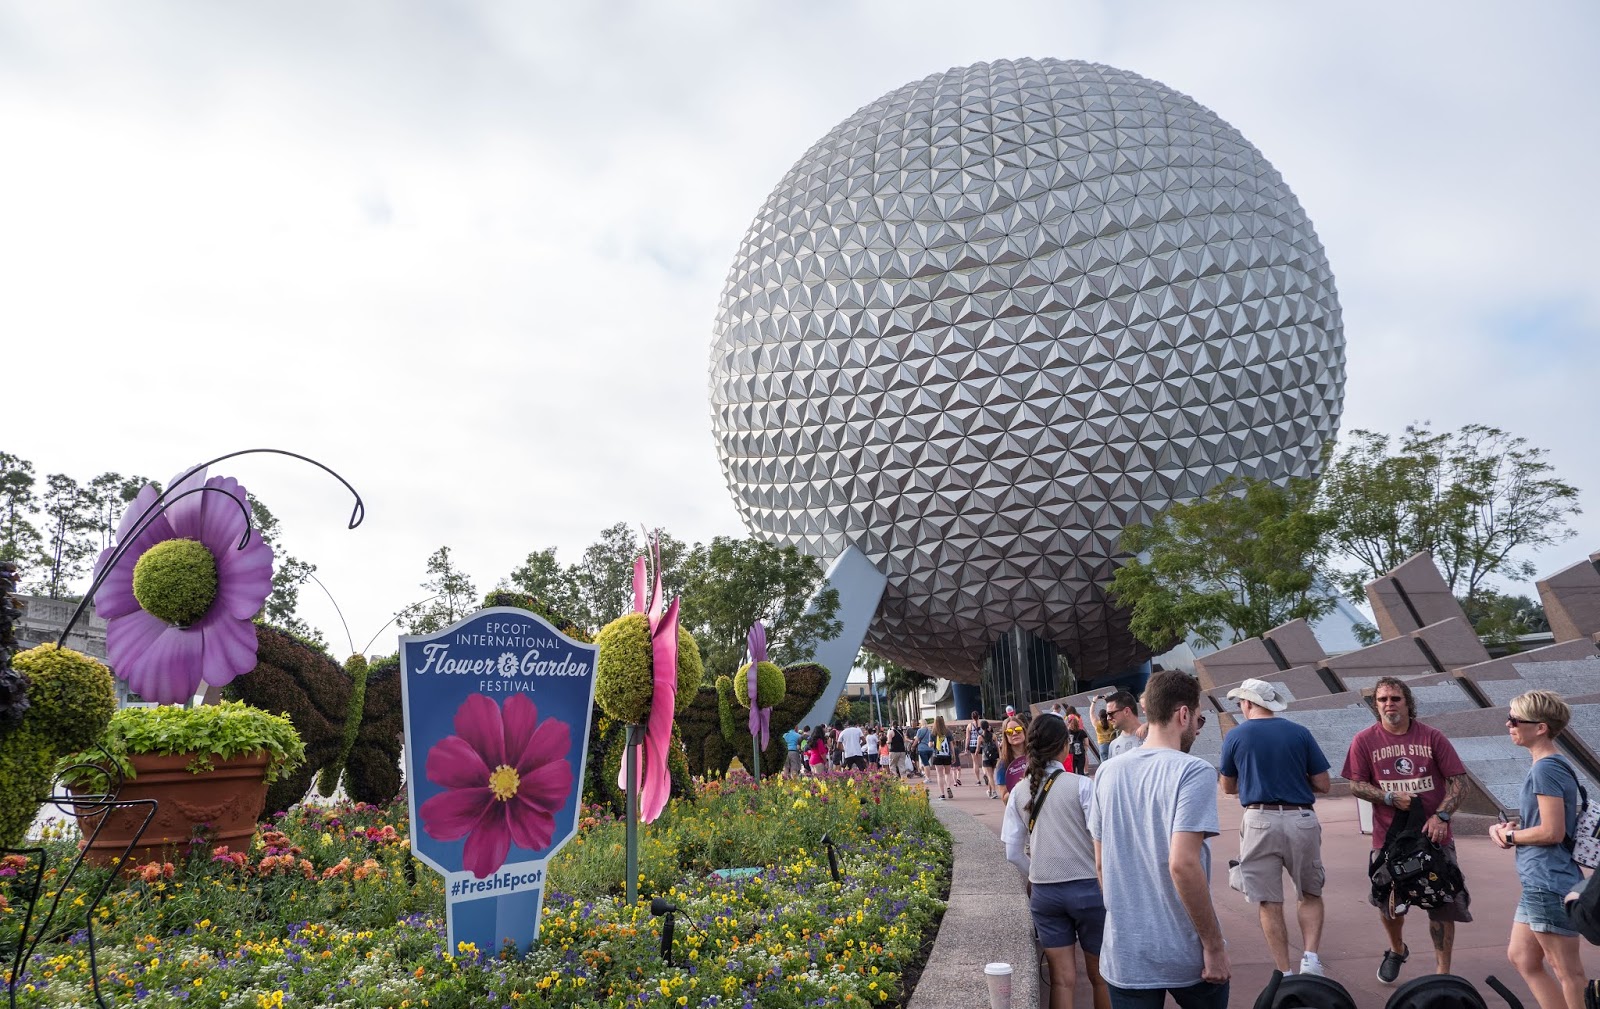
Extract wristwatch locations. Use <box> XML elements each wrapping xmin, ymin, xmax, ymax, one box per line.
<box><xmin>1507</xmin><ymin>830</ymin><xmax>1517</xmax><ymax>846</ymax></box>
<box><xmin>1436</xmin><ymin>811</ymin><xmax>1452</xmax><ymax>823</ymax></box>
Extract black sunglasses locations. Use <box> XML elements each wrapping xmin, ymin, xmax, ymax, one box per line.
<box><xmin>1507</xmin><ymin>716</ymin><xmax>1544</xmax><ymax>727</ymax></box>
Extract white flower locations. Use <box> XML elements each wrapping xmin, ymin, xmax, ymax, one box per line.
<box><xmin>498</xmin><ymin>652</ymin><xmax>520</xmax><ymax>678</ymax></box>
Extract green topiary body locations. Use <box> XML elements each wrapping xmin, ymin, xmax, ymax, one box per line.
<box><xmin>0</xmin><ymin>645</ymin><xmax>117</xmax><ymax>847</ymax></box>
<box><xmin>342</xmin><ymin>654</ymin><xmax>404</xmax><ymax>805</ymax></box>
<box><xmin>224</xmin><ymin>625</ymin><xmax>403</xmax><ymax>814</ymax></box>
<box><xmin>594</xmin><ymin>612</ymin><xmax>702</xmax><ymax>723</ymax></box>
<box><xmin>731</xmin><ymin>660</ymin><xmax>786</xmax><ymax>709</ymax></box>
<box><xmin>679</xmin><ymin>661</ymin><xmax>831</xmax><ymax>780</ymax></box>
<box><xmin>316</xmin><ymin>654</ymin><xmax>369</xmax><ymax>797</ymax></box>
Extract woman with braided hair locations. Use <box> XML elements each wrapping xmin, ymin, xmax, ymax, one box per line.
<box><xmin>1000</xmin><ymin>711</ymin><xmax>1108</xmax><ymax>1009</ymax></box>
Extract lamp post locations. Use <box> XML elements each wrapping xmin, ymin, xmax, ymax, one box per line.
<box><xmin>624</xmin><ymin>723</ymin><xmax>644</xmax><ymax>905</ymax></box>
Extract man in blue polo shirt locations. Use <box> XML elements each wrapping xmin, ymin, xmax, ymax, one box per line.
<box><xmin>1219</xmin><ymin>678</ymin><xmax>1331</xmax><ymax>978</ymax></box>
<box><xmin>783</xmin><ymin>725</ymin><xmax>806</xmax><ymax>778</ymax></box>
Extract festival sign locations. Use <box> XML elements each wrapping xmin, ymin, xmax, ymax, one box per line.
<box><xmin>400</xmin><ymin>607</ymin><xmax>597</xmax><ymax>955</ymax></box>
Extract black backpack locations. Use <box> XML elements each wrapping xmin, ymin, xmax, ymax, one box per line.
<box><xmin>1370</xmin><ymin>804</ymin><xmax>1464</xmax><ymax>915</ymax></box>
<box><xmin>981</xmin><ymin>729</ymin><xmax>999</xmax><ymax>762</ymax></box>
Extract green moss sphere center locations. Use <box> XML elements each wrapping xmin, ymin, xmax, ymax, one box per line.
<box><xmin>132</xmin><ymin>538</ymin><xmax>219</xmax><ymax>626</ymax></box>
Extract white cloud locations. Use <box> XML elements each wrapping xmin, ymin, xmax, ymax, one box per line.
<box><xmin>4</xmin><ymin>0</ymin><xmax>1596</xmax><ymax>649</ymax></box>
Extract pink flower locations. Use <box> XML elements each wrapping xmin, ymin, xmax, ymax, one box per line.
<box><xmin>418</xmin><ymin>694</ymin><xmax>574</xmax><ymax>878</ymax></box>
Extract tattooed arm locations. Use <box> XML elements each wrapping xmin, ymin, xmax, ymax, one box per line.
<box><xmin>1435</xmin><ymin>774</ymin><xmax>1466</xmax><ymax>816</ymax></box>
<box><xmin>1348</xmin><ymin>779</ymin><xmax>1411</xmax><ymax>809</ymax></box>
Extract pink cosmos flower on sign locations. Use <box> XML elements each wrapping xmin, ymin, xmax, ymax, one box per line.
<box><xmin>93</xmin><ymin>469</ymin><xmax>274</xmax><ymax>705</ymax></box>
<box><xmin>419</xmin><ymin>693</ymin><xmax>575</xmax><ymax>878</ymax></box>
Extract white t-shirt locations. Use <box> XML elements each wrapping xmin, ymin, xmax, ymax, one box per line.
<box><xmin>840</xmin><ymin>726</ymin><xmax>864</xmax><ymax>758</ymax></box>
<box><xmin>862</xmin><ymin>731</ymin><xmax>878</xmax><ymax>755</ymax></box>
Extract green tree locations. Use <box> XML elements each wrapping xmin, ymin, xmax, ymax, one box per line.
<box><xmin>677</xmin><ymin>536</ymin><xmax>841</xmax><ymax>681</ymax></box>
<box><xmin>569</xmin><ymin>523</ymin><xmax>687</xmax><ymax>632</ymax></box>
<box><xmin>0</xmin><ymin>452</ymin><xmax>41</xmax><ymax>567</ymax></box>
<box><xmin>1461</xmin><ymin>590</ymin><xmax>1548</xmax><ymax>650</ymax></box>
<box><xmin>506</xmin><ymin>546</ymin><xmax>581</xmax><ymax>624</ymax></box>
<box><xmin>877</xmin><ymin>657</ymin><xmax>932</xmax><ymax>725</ymax></box>
<box><xmin>33</xmin><ymin>473</ymin><xmax>95</xmax><ymax>598</ymax></box>
<box><xmin>399</xmin><ymin>546</ymin><xmax>479</xmax><ymax>634</ymax></box>
<box><xmin>1320</xmin><ymin>424</ymin><xmax>1581</xmax><ymax>611</ymax></box>
<box><xmin>249</xmin><ymin>495</ymin><xmax>327</xmax><ymax>650</ymax></box>
<box><xmin>83</xmin><ymin>472</ymin><xmax>152</xmax><ymax>552</ymax></box>
<box><xmin>1107</xmin><ymin>476</ymin><xmax>1337</xmax><ymax>651</ymax></box>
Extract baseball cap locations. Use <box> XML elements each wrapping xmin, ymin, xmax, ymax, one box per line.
<box><xmin>1226</xmin><ymin>678</ymin><xmax>1288</xmax><ymax>712</ymax></box>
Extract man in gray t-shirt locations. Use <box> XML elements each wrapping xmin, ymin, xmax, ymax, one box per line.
<box><xmin>1090</xmin><ymin>671</ymin><xmax>1229</xmax><ymax>1007</ymax></box>
<box><xmin>1103</xmin><ymin>689</ymin><xmax>1144</xmax><ymax>760</ymax></box>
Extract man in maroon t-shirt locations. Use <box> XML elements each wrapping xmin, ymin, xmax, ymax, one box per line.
<box><xmin>1341</xmin><ymin>676</ymin><xmax>1471</xmax><ymax>985</ymax></box>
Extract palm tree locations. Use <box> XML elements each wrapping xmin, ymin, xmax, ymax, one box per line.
<box><xmin>862</xmin><ymin>650</ymin><xmax>932</xmax><ymax>725</ymax></box>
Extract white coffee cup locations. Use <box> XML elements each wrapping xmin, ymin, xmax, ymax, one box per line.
<box><xmin>983</xmin><ymin>962</ymin><xmax>1012</xmax><ymax>1009</ymax></box>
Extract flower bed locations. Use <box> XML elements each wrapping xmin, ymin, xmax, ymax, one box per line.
<box><xmin>2</xmin><ymin>770</ymin><xmax>950</xmax><ymax>1008</ymax></box>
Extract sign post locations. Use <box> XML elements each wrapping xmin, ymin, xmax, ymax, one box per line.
<box><xmin>401</xmin><ymin>607</ymin><xmax>597</xmax><ymax>955</ymax></box>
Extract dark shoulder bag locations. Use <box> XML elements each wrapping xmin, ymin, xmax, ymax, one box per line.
<box><xmin>1026</xmin><ymin>769</ymin><xmax>1067</xmax><ymax>834</ymax></box>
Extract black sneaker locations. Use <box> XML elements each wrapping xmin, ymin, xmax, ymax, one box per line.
<box><xmin>1377</xmin><ymin>944</ymin><xmax>1409</xmax><ymax>984</ymax></box>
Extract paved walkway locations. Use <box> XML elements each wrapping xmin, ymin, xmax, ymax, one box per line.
<box><xmin>913</xmin><ymin>766</ymin><xmax>1600</xmax><ymax>1007</ymax></box>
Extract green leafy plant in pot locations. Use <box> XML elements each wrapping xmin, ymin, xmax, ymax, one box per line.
<box><xmin>60</xmin><ymin>701</ymin><xmax>305</xmax><ymax>865</ymax></box>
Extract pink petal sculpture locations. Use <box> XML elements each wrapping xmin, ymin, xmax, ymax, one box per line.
<box><xmin>615</xmin><ymin>536</ymin><xmax>679</xmax><ymax>825</ymax></box>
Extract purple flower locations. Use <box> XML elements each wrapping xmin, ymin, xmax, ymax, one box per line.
<box><xmin>419</xmin><ymin>693</ymin><xmax>574</xmax><ymax>878</ymax></box>
<box><xmin>93</xmin><ymin>468</ymin><xmax>274</xmax><ymax>704</ymax></box>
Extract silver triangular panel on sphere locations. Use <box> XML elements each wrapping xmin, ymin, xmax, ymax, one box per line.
<box><xmin>709</xmin><ymin>58</ymin><xmax>1345</xmax><ymax>684</ymax></box>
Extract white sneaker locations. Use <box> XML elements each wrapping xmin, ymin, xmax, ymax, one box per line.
<box><xmin>1299</xmin><ymin>953</ymin><xmax>1324</xmax><ymax>976</ymax></box>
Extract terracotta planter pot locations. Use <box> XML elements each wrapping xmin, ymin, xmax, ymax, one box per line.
<box><xmin>73</xmin><ymin>751</ymin><xmax>270</xmax><ymax>870</ymax></box>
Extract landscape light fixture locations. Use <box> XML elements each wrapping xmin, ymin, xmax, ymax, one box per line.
<box><xmin>820</xmin><ymin>833</ymin><xmax>840</xmax><ymax>884</ymax></box>
<box><xmin>649</xmin><ymin>896</ymin><xmax>679</xmax><ymax>966</ymax></box>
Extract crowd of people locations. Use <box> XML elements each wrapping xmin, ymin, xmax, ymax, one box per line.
<box><xmin>780</xmin><ymin>713</ymin><xmax>1000</xmax><ymax>795</ymax></box>
<box><xmin>779</xmin><ymin>707</ymin><xmax>1065</xmax><ymax>803</ymax></box>
<box><xmin>995</xmin><ymin>671</ymin><xmax>1591</xmax><ymax>1009</ymax></box>
<box><xmin>777</xmin><ymin>673</ymin><xmax>1594</xmax><ymax>1008</ymax></box>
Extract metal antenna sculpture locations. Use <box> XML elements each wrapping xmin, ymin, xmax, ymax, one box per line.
<box><xmin>56</xmin><ymin>448</ymin><xmax>365</xmax><ymax>647</ymax></box>
<box><xmin>3</xmin><ymin>752</ymin><xmax>158</xmax><ymax>1009</ymax></box>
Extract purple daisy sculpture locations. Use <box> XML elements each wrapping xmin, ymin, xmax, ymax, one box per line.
<box><xmin>93</xmin><ymin>468</ymin><xmax>275</xmax><ymax>705</ymax></box>
<box><xmin>419</xmin><ymin>693</ymin><xmax>575</xmax><ymax>878</ymax></box>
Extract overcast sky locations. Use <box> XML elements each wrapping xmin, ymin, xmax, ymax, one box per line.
<box><xmin>4</xmin><ymin>1</ymin><xmax>1596</xmax><ymax>655</ymax></box>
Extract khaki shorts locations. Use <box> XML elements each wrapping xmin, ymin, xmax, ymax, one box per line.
<box><xmin>1230</xmin><ymin>806</ymin><xmax>1325</xmax><ymax>903</ymax></box>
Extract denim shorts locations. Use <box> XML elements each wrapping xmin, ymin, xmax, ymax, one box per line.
<box><xmin>1029</xmin><ymin>878</ymin><xmax>1105</xmax><ymax>954</ymax></box>
<box><xmin>1515</xmin><ymin>885</ymin><xmax>1578</xmax><ymax>937</ymax></box>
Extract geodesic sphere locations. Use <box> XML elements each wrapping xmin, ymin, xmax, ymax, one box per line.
<box><xmin>709</xmin><ymin>58</ymin><xmax>1345</xmax><ymax>682</ymax></box>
